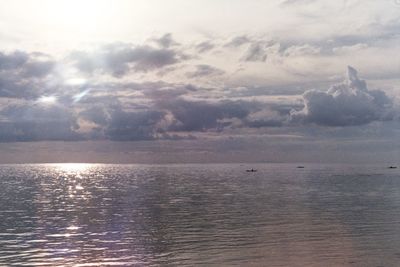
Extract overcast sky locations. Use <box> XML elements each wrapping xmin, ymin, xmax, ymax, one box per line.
<box><xmin>0</xmin><ymin>0</ymin><xmax>399</xmax><ymax>163</ymax></box>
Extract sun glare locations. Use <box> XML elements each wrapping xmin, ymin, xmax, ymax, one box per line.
<box><xmin>55</xmin><ymin>163</ymin><xmax>92</xmax><ymax>173</ymax></box>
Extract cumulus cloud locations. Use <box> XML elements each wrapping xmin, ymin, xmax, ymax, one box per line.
<box><xmin>291</xmin><ymin>66</ymin><xmax>393</xmax><ymax>126</ymax></box>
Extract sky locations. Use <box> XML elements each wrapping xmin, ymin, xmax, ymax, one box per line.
<box><xmin>0</xmin><ymin>0</ymin><xmax>399</xmax><ymax>163</ymax></box>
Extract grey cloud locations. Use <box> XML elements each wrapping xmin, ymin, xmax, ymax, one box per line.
<box><xmin>282</xmin><ymin>44</ymin><xmax>321</xmax><ymax>57</ymax></box>
<box><xmin>329</xmin><ymin>19</ymin><xmax>400</xmax><ymax>48</ymax></box>
<box><xmin>0</xmin><ymin>51</ymin><xmax>28</xmax><ymax>70</ymax></box>
<box><xmin>280</xmin><ymin>0</ymin><xmax>317</xmax><ymax>7</ymax></box>
<box><xmin>186</xmin><ymin>64</ymin><xmax>225</xmax><ymax>78</ymax></box>
<box><xmin>152</xmin><ymin>33</ymin><xmax>179</xmax><ymax>48</ymax></box>
<box><xmin>0</xmin><ymin>77</ymin><xmax>292</xmax><ymax>142</ymax></box>
<box><xmin>291</xmin><ymin>66</ymin><xmax>393</xmax><ymax>126</ymax></box>
<box><xmin>0</xmin><ymin>51</ymin><xmax>56</xmax><ymax>98</ymax></box>
<box><xmin>0</xmin><ymin>103</ymin><xmax>80</xmax><ymax>141</ymax></box>
<box><xmin>105</xmin><ymin>109</ymin><xmax>166</xmax><ymax>141</ymax></box>
<box><xmin>242</xmin><ymin>43</ymin><xmax>268</xmax><ymax>62</ymax></box>
<box><xmin>79</xmin><ymin>105</ymin><xmax>111</xmax><ymax>126</ymax></box>
<box><xmin>225</xmin><ymin>35</ymin><xmax>251</xmax><ymax>47</ymax></box>
<box><xmin>159</xmin><ymin>99</ymin><xmax>251</xmax><ymax>132</ymax></box>
<box><xmin>78</xmin><ymin>81</ymin><xmax>290</xmax><ymax>137</ymax></box>
<box><xmin>244</xmin><ymin>119</ymin><xmax>283</xmax><ymax>128</ymax></box>
<box><xmin>21</xmin><ymin>60</ymin><xmax>55</xmax><ymax>78</ymax></box>
<box><xmin>71</xmin><ymin>42</ymin><xmax>186</xmax><ymax>77</ymax></box>
<box><xmin>195</xmin><ymin>41</ymin><xmax>215</xmax><ymax>53</ymax></box>
<box><xmin>0</xmin><ymin>51</ymin><xmax>55</xmax><ymax>77</ymax></box>
<box><xmin>243</xmin><ymin>109</ymin><xmax>286</xmax><ymax>128</ymax></box>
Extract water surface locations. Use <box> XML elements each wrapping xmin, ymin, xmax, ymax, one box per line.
<box><xmin>0</xmin><ymin>163</ymin><xmax>400</xmax><ymax>266</ymax></box>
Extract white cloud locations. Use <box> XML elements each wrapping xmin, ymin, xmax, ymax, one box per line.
<box><xmin>291</xmin><ymin>66</ymin><xmax>394</xmax><ymax>126</ymax></box>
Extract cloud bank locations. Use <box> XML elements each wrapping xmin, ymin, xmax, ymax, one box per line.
<box><xmin>0</xmin><ymin>28</ymin><xmax>398</xmax><ymax>142</ymax></box>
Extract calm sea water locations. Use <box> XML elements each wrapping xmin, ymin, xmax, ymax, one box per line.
<box><xmin>0</xmin><ymin>163</ymin><xmax>400</xmax><ymax>266</ymax></box>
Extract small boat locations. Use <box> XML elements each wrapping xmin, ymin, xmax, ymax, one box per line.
<box><xmin>297</xmin><ymin>166</ymin><xmax>305</xmax><ymax>169</ymax></box>
<box><xmin>246</xmin><ymin>168</ymin><xmax>257</xmax><ymax>172</ymax></box>
<box><xmin>389</xmin><ymin>166</ymin><xmax>397</xmax><ymax>169</ymax></box>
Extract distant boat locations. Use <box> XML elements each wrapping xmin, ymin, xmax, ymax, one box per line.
<box><xmin>388</xmin><ymin>166</ymin><xmax>397</xmax><ymax>169</ymax></box>
<box><xmin>246</xmin><ymin>168</ymin><xmax>257</xmax><ymax>172</ymax></box>
<box><xmin>297</xmin><ymin>166</ymin><xmax>305</xmax><ymax>169</ymax></box>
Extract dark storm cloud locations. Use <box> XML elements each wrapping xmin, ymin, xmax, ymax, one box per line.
<box><xmin>186</xmin><ymin>64</ymin><xmax>225</xmax><ymax>78</ymax></box>
<box><xmin>70</xmin><ymin>42</ymin><xmax>187</xmax><ymax>77</ymax></box>
<box><xmin>291</xmin><ymin>66</ymin><xmax>393</xmax><ymax>126</ymax></box>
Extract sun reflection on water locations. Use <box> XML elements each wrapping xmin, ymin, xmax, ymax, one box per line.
<box><xmin>53</xmin><ymin>163</ymin><xmax>93</xmax><ymax>173</ymax></box>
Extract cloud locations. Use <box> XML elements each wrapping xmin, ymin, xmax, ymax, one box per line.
<box><xmin>280</xmin><ymin>0</ymin><xmax>317</xmax><ymax>7</ymax></box>
<box><xmin>241</xmin><ymin>42</ymin><xmax>269</xmax><ymax>62</ymax></box>
<box><xmin>0</xmin><ymin>51</ymin><xmax>56</xmax><ymax>99</ymax></box>
<box><xmin>243</xmin><ymin>109</ymin><xmax>285</xmax><ymax>128</ymax></box>
<box><xmin>105</xmin><ymin>109</ymin><xmax>166</xmax><ymax>141</ymax></box>
<box><xmin>291</xmin><ymin>66</ymin><xmax>393</xmax><ymax>126</ymax></box>
<box><xmin>186</xmin><ymin>64</ymin><xmax>225</xmax><ymax>78</ymax></box>
<box><xmin>225</xmin><ymin>35</ymin><xmax>251</xmax><ymax>47</ymax></box>
<box><xmin>0</xmin><ymin>51</ymin><xmax>29</xmax><ymax>70</ymax></box>
<box><xmin>0</xmin><ymin>102</ymin><xmax>80</xmax><ymax>141</ymax></box>
<box><xmin>70</xmin><ymin>42</ymin><xmax>187</xmax><ymax>77</ymax></box>
<box><xmin>158</xmin><ymin>98</ymin><xmax>251</xmax><ymax>132</ymax></box>
<box><xmin>195</xmin><ymin>41</ymin><xmax>215</xmax><ymax>53</ymax></box>
<box><xmin>282</xmin><ymin>44</ymin><xmax>321</xmax><ymax>57</ymax></box>
<box><xmin>0</xmin><ymin>33</ymin><xmax>398</xmax><ymax>143</ymax></box>
<box><xmin>152</xmin><ymin>33</ymin><xmax>179</xmax><ymax>48</ymax></box>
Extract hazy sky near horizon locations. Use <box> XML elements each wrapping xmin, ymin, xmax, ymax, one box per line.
<box><xmin>0</xmin><ymin>0</ymin><xmax>399</xmax><ymax>163</ymax></box>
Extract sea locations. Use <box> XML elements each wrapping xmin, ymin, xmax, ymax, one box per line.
<box><xmin>0</xmin><ymin>163</ymin><xmax>399</xmax><ymax>266</ymax></box>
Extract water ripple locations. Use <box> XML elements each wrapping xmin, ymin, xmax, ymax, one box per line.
<box><xmin>0</xmin><ymin>163</ymin><xmax>400</xmax><ymax>266</ymax></box>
